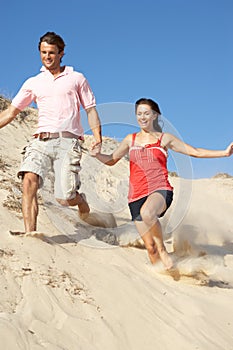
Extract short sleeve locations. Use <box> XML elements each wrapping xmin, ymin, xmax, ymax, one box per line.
<box><xmin>78</xmin><ymin>76</ymin><xmax>96</xmax><ymax>110</ymax></box>
<box><xmin>11</xmin><ymin>78</ymin><xmax>36</xmax><ymax>111</ymax></box>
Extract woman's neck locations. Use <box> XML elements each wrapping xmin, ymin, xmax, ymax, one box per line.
<box><xmin>136</xmin><ymin>130</ymin><xmax>161</xmax><ymax>144</ymax></box>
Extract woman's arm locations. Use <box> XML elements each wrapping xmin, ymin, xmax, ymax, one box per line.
<box><xmin>163</xmin><ymin>133</ymin><xmax>233</xmax><ymax>158</ymax></box>
<box><xmin>91</xmin><ymin>134</ymin><xmax>131</xmax><ymax>166</ymax></box>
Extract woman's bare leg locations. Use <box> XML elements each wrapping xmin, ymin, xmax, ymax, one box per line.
<box><xmin>135</xmin><ymin>221</ymin><xmax>160</xmax><ymax>264</ymax></box>
<box><xmin>135</xmin><ymin>192</ymin><xmax>173</xmax><ymax>269</ymax></box>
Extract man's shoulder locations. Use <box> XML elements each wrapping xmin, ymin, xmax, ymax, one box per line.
<box><xmin>20</xmin><ymin>73</ymin><xmax>40</xmax><ymax>87</ymax></box>
<box><xmin>66</xmin><ymin>67</ymin><xmax>89</xmax><ymax>86</ymax></box>
<box><xmin>26</xmin><ymin>70</ymin><xmax>46</xmax><ymax>81</ymax></box>
<box><xmin>68</xmin><ymin>67</ymin><xmax>85</xmax><ymax>79</ymax></box>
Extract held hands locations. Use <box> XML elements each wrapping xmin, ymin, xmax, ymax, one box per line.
<box><xmin>89</xmin><ymin>141</ymin><xmax>102</xmax><ymax>157</ymax></box>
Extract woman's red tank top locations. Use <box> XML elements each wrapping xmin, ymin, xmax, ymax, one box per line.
<box><xmin>128</xmin><ymin>133</ymin><xmax>173</xmax><ymax>203</ymax></box>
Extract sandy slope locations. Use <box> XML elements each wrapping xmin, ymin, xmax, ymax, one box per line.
<box><xmin>0</xmin><ymin>103</ymin><xmax>233</xmax><ymax>350</ymax></box>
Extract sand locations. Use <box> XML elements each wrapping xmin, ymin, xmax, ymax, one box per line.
<box><xmin>0</xmin><ymin>102</ymin><xmax>233</xmax><ymax>349</ymax></box>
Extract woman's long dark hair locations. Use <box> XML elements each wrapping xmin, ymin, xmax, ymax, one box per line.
<box><xmin>135</xmin><ymin>98</ymin><xmax>162</xmax><ymax>132</ymax></box>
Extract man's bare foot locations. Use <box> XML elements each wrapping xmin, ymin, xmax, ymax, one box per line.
<box><xmin>9</xmin><ymin>230</ymin><xmax>26</xmax><ymax>236</ymax></box>
<box><xmin>77</xmin><ymin>193</ymin><xmax>90</xmax><ymax>219</ymax></box>
<box><xmin>25</xmin><ymin>231</ymin><xmax>45</xmax><ymax>238</ymax></box>
<box><xmin>9</xmin><ymin>230</ymin><xmax>44</xmax><ymax>238</ymax></box>
<box><xmin>158</xmin><ymin>247</ymin><xmax>173</xmax><ymax>270</ymax></box>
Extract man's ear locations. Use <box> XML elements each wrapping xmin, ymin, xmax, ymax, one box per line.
<box><xmin>59</xmin><ymin>50</ymin><xmax>65</xmax><ymax>60</ymax></box>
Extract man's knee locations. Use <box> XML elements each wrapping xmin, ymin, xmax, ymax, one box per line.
<box><xmin>56</xmin><ymin>198</ymin><xmax>70</xmax><ymax>206</ymax></box>
<box><xmin>56</xmin><ymin>194</ymin><xmax>79</xmax><ymax>206</ymax></box>
<box><xmin>56</xmin><ymin>193</ymin><xmax>87</xmax><ymax>208</ymax></box>
<box><xmin>22</xmin><ymin>173</ymin><xmax>39</xmax><ymax>193</ymax></box>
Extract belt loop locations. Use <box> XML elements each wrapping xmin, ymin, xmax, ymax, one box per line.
<box><xmin>59</xmin><ymin>132</ymin><xmax>62</xmax><ymax>138</ymax></box>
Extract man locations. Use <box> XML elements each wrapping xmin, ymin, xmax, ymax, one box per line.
<box><xmin>0</xmin><ymin>31</ymin><xmax>102</xmax><ymax>234</ymax></box>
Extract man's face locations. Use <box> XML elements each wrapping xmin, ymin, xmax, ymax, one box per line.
<box><xmin>40</xmin><ymin>41</ymin><xmax>64</xmax><ymax>71</ymax></box>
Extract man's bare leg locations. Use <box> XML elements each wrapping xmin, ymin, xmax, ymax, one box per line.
<box><xmin>22</xmin><ymin>172</ymin><xmax>39</xmax><ymax>233</ymax></box>
<box><xmin>57</xmin><ymin>192</ymin><xmax>90</xmax><ymax>218</ymax></box>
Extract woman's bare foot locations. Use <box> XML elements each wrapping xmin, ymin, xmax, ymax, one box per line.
<box><xmin>158</xmin><ymin>247</ymin><xmax>173</xmax><ymax>270</ymax></box>
<box><xmin>77</xmin><ymin>193</ymin><xmax>90</xmax><ymax>219</ymax></box>
<box><xmin>150</xmin><ymin>249</ymin><xmax>160</xmax><ymax>264</ymax></box>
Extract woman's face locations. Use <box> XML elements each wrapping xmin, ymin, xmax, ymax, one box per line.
<box><xmin>136</xmin><ymin>104</ymin><xmax>157</xmax><ymax>130</ymax></box>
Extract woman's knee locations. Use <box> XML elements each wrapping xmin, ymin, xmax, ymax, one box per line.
<box><xmin>140</xmin><ymin>207</ymin><xmax>158</xmax><ymax>225</ymax></box>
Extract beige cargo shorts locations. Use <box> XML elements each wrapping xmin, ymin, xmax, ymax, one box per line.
<box><xmin>18</xmin><ymin>137</ymin><xmax>82</xmax><ymax>200</ymax></box>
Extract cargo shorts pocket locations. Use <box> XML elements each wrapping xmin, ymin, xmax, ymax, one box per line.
<box><xmin>70</xmin><ymin>140</ymin><xmax>82</xmax><ymax>168</ymax></box>
<box><xmin>20</xmin><ymin>142</ymin><xmax>31</xmax><ymax>160</ymax></box>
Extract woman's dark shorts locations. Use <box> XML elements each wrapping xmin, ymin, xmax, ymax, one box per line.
<box><xmin>128</xmin><ymin>190</ymin><xmax>173</xmax><ymax>222</ymax></box>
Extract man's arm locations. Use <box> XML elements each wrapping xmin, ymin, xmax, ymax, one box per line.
<box><xmin>0</xmin><ymin>105</ymin><xmax>21</xmax><ymax>129</ymax></box>
<box><xmin>86</xmin><ymin>106</ymin><xmax>102</xmax><ymax>150</ymax></box>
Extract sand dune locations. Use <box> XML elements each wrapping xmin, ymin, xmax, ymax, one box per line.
<box><xmin>0</xmin><ymin>100</ymin><xmax>233</xmax><ymax>349</ymax></box>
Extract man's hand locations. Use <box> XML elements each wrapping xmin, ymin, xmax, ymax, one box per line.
<box><xmin>90</xmin><ymin>141</ymin><xmax>102</xmax><ymax>156</ymax></box>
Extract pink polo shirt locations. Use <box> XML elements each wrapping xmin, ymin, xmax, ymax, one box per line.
<box><xmin>12</xmin><ymin>66</ymin><xmax>96</xmax><ymax>136</ymax></box>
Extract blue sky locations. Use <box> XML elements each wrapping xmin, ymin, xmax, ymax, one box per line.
<box><xmin>1</xmin><ymin>0</ymin><xmax>232</xmax><ymax>178</ymax></box>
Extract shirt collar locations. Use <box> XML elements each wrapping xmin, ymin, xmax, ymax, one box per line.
<box><xmin>40</xmin><ymin>66</ymin><xmax>74</xmax><ymax>75</ymax></box>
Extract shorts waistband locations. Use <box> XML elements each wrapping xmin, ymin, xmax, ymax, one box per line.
<box><xmin>33</xmin><ymin>131</ymin><xmax>83</xmax><ymax>141</ymax></box>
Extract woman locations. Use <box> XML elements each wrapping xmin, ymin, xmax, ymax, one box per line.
<box><xmin>91</xmin><ymin>98</ymin><xmax>233</xmax><ymax>269</ymax></box>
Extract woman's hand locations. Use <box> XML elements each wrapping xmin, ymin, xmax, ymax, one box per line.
<box><xmin>225</xmin><ymin>142</ymin><xmax>233</xmax><ymax>157</ymax></box>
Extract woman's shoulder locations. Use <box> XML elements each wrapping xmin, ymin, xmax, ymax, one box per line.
<box><xmin>124</xmin><ymin>133</ymin><xmax>137</xmax><ymax>141</ymax></box>
<box><xmin>121</xmin><ymin>133</ymin><xmax>137</xmax><ymax>147</ymax></box>
<box><xmin>160</xmin><ymin>132</ymin><xmax>175</xmax><ymax>147</ymax></box>
<box><xmin>161</xmin><ymin>132</ymin><xmax>174</xmax><ymax>140</ymax></box>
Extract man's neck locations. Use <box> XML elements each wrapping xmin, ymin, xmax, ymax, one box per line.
<box><xmin>49</xmin><ymin>65</ymin><xmax>65</xmax><ymax>78</ymax></box>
